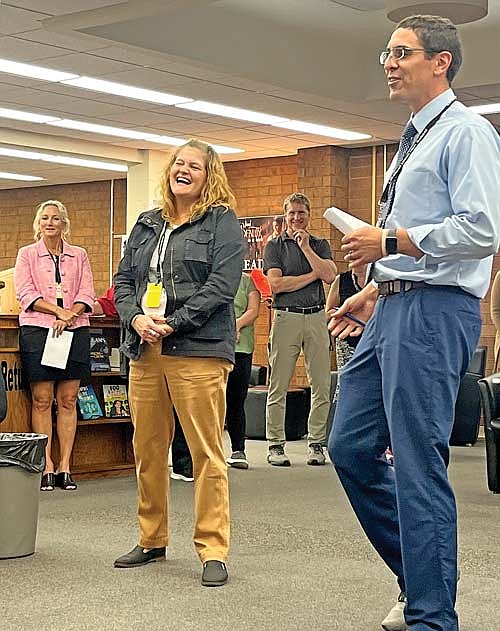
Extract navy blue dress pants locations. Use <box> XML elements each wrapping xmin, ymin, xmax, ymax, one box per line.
<box><xmin>329</xmin><ymin>286</ymin><xmax>481</xmax><ymax>631</ymax></box>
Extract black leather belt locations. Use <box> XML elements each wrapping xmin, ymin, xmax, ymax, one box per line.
<box><xmin>378</xmin><ymin>280</ymin><xmax>429</xmax><ymax>296</ymax></box>
<box><xmin>275</xmin><ymin>305</ymin><xmax>324</xmax><ymax>314</ymax></box>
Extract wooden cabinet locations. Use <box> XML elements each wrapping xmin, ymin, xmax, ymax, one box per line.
<box><xmin>0</xmin><ymin>316</ymin><xmax>135</xmax><ymax>480</ymax></box>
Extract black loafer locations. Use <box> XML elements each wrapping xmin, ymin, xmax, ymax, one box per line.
<box><xmin>114</xmin><ymin>545</ymin><xmax>166</xmax><ymax>568</ymax></box>
<box><xmin>201</xmin><ymin>560</ymin><xmax>228</xmax><ymax>587</ymax></box>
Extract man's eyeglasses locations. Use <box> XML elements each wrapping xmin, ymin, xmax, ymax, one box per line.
<box><xmin>379</xmin><ymin>46</ymin><xmax>433</xmax><ymax>65</ymax></box>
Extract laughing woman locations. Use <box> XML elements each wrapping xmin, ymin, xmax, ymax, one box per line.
<box><xmin>14</xmin><ymin>200</ymin><xmax>95</xmax><ymax>491</ymax></box>
<box><xmin>113</xmin><ymin>139</ymin><xmax>244</xmax><ymax>587</ymax></box>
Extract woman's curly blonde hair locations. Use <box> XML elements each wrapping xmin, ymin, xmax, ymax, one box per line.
<box><xmin>33</xmin><ymin>200</ymin><xmax>71</xmax><ymax>242</ymax></box>
<box><xmin>158</xmin><ymin>139</ymin><xmax>237</xmax><ymax>222</ymax></box>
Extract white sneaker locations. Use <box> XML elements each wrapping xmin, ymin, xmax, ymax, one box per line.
<box><xmin>170</xmin><ymin>469</ymin><xmax>194</xmax><ymax>482</ymax></box>
<box><xmin>381</xmin><ymin>592</ymin><xmax>408</xmax><ymax>631</ymax></box>
<box><xmin>226</xmin><ymin>451</ymin><xmax>249</xmax><ymax>469</ymax></box>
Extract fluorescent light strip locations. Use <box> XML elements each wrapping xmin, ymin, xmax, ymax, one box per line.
<box><xmin>0</xmin><ymin>147</ymin><xmax>128</xmax><ymax>172</ymax></box>
<box><xmin>469</xmin><ymin>103</ymin><xmax>500</xmax><ymax>115</ymax></box>
<box><xmin>0</xmin><ymin>58</ymin><xmax>77</xmax><ymax>82</ymax></box>
<box><xmin>275</xmin><ymin>120</ymin><xmax>372</xmax><ymax>141</ymax></box>
<box><xmin>49</xmin><ymin>118</ymin><xmax>158</xmax><ymax>140</ymax></box>
<box><xmin>61</xmin><ymin>76</ymin><xmax>191</xmax><ymax>106</ymax></box>
<box><xmin>151</xmin><ymin>135</ymin><xmax>244</xmax><ymax>153</ymax></box>
<box><xmin>177</xmin><ymin>100</ymin><xmax>288</xmax><ymax>126</ymax></box>
<box><xmin>0</xmin><ymin>171</ymin><xmax>44</xmax><ymax>181</ymax></box>
<box><xmin>177</xmin><ymin>100</ymin><xmax>371</xmax><ymax>140</ymax></box>
<box><xmin>0</xmin><ymin>107</ymin><xmax>59</xmax><ymax>124</ymax></box>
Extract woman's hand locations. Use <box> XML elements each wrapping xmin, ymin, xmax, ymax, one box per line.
<box><xmin>132</xmin><ymin>314</ymin><xmax>172</xmax><ymax>345</ymax></box>
<box><xmin>53</xmin><ymin>319</ymin><xmax>67</xmax><ymax>337</ymax></box>
<box><xmin>55</xmin><ymin>306</ymin><xmax>79</xmax><ymax>327</ymax></box>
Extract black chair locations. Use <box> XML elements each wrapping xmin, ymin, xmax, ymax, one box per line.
<box><xmin>0</xmin><ymin>373</ymin><xmax>6</xmax><ymax>423</ymax></box>
<box><xmin>478</xmin><ymin>373</ymin><xmax>500</xmax><ymax>493</ymax></box>
<box><xmin>244</xmin><ymin>386</ymin><xmax>309</xmax><ymax>440</ymax></box>
<box><xmin>450</xmin><ymin>346</ymin><xmax>487</xmax><ymax>446</ymax></box>
<box><xmin>249</xmin><ymin>364</ymin><xmax>267</xmax><ymax>387</ymax></box>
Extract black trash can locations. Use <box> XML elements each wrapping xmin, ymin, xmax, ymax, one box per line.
<box><xmin>0</xmin><ymin>433</ymin><xmax>47</xmax><ymax>559</ymax></box>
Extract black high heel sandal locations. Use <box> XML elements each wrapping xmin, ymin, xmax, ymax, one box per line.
<box><xmin>40</xmin><ymin>472</ymin><xmax>56</xmax><ymax>491</ymax></box>
<box><xmin>55</xmin><ymin>472</ymin><xmax>77</xmax><ymax>490</ymax></box>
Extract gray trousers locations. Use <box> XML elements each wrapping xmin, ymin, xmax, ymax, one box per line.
<box><xmin>266</xmin><ymin>309</ymin><xmax>331</xmax><ymax>445</ymax></box>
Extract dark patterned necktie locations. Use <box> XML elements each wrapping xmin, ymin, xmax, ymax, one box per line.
<box><xmin>378</xmin><ymin>120</ymin><xmax>418</xmax><ymax>227</ymax></box>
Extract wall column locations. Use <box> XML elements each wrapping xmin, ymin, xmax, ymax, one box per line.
<box><xmin>297</xmin><ymin>145</ymin><xmax>350</xmax><ymax>263</ymax></box>
<box><xmin>126</xmin><ymin>149</ymin><xmax>168</xmax><ymax>233</ymax></box>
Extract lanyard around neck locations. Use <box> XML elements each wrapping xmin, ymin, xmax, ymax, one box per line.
<box><xmin>47</xmin><ymin>245</ymin><xmax>63</xmax><ymax>283</ymax></box>
<box><xmin>155</xmin><ymin>222</ymin><xmax>168</xmax><ymax>283</ymax></box>
<box><xmin>380</xmin><ymin>98</ymin><xmax>457</xmax><ymax>206</ymax></box>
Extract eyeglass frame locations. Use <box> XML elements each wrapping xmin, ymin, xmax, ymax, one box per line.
<box><xmin>379</xmin><ymin>46</ymin><xmax>439</xmax><ymax>65</ymax></box>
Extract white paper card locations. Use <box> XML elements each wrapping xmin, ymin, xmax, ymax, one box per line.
<box><xmin>41</xmin><ymin>329</ymin><xmax>74</xmax><ymax>369</ymax></box>
<box><xmin>323</xmin><ymin>206</ymin><xmax>370</xmax><ymax>234</ymax></box>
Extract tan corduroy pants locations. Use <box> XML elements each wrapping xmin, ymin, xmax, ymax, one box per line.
<box><xmin>128</xmin><ymin>343</ymin><xmax>231</xmax><ymax>562</ymax></box>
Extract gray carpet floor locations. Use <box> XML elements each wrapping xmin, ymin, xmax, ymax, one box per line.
<box><xmin>1</xmin><ymin>438</ymin><xmax>499</xmax><ymax>631</ymax></box>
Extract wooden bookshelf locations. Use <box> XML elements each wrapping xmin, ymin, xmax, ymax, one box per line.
<box><xmin>0</xmin><ymin>316</ymin><xmax>135</xmax><ymax>480</ymax></box>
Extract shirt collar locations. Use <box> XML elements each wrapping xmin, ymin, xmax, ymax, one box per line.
<box><xmin>410</xmin><ymin>88</ymin><xmax>456</xmax><ymax>134</ymax></box>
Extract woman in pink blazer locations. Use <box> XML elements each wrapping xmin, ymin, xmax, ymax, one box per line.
<box><xmin>14</xmin><ymin>200</ymin><xmax>95</xmax><ymax>491</ymax></box>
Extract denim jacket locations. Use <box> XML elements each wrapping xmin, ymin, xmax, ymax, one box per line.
<box><xmin>114</xmin><ymin>206</ymin><xmax>244</xmax><ymax>362</ymax></box>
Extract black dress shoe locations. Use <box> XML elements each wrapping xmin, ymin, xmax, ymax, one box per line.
<box><xmin>201</xmin><ymin>560</ymin><xmax>228</xmax><ymax>587</ymax></box>
<box><xmin>114</xmin><ymin>545</ymin><xmax>166</xmax><ymax>568</ymax></box>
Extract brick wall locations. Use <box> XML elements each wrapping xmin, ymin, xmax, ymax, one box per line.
<box><xmin>0</xmin><ymin>179</ymin><xmax>127</xmax><ymax>299</ymax></box>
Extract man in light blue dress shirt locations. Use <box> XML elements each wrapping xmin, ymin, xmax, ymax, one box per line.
<box><xmin>328</xmin><ymin>15</ymin><xmax>500</xmax><ymax>631</ymax></box>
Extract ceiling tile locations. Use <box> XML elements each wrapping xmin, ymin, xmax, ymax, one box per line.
<box><xmin>0</xmin><ymin>34</ymin><xmax>71</xmax><ymax>61</ymax></box>
<box><xmin>0</xmin><ymin>5</ymin><xmax>47</xmax><ymax>36</ymax></box>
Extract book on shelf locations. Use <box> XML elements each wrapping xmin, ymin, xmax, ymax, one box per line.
<box><xmin>90</xmin><ymin>328</ymin><xmax>110</xmax><ymax>372</ymax></box>
<box><xmin>102</xmin><ymin>384</ymin><xmax>130</xmax><ymax>418</ymax></box>
<box><xmin>77</xmin><ymin>384</ymin><xmax>103</xmax><ymax>420</ymax></box>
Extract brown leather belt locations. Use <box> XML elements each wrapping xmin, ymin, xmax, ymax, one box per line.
<box><xmin>378</xmin><ymin>280</ymin><xmax>429</xmax><ymax>296</ymax></box>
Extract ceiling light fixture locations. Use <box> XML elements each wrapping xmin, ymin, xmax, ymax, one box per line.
<box><xmin>0</xmin><ymin>147</ymin><xmax>128</xmax><ymax>172</ymax></box>
<box><xmin>48</xmin><ymin>119</ymin><xmax>158</xmax><ymax>140</ymax></box>
<box><xmin>150</xmin><ymin>135</ymin><xmax>244</xmax><ymax>153</ymax></box>
<box><xmin>0</xmin><ymin>58</ymin><xmax>77</xmax><ymax>82</ymax></box>
<box><xmin>469</xmin><ymin>103</ymin><xmax>500</xmax><ymax>114</ymax></box>
<box><xmin>275</xmin><ymin>120</ymin><xmax>372</xmax><ymax>141</ymax></box>
<box><xmin>0</xmin><ymin>107</ymin><xmax>59</xmax><ymax>124</ymax></box>
<box><xmin>177</xmin><ymin>100</ymin><xmax>371</xmax><ymax>140</ymax></box>
<box><xmin>60</xmin><ymin>76</ymin><xmax>192</xmax><ymax>106</ymax></box>
<box><xmin>0</xmin><ymin>171</ymin><xmax>45</xmax><ymax>181</ymax></box>
<box><xmin>177</xmin><ymin>101</ymin><xmax>289</xmax><ymax>126</ymax></box>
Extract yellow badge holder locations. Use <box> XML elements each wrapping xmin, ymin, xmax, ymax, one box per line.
<box><xmin>145</xmin><ymin>282</ymin><xmax>163</xmax><ymax>308</ymax></box>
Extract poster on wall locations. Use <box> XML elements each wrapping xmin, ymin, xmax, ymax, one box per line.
<box><xmin>239</xmin><ymin>215</ymin><xmax>283</xmax><ymax>272</ymax></box>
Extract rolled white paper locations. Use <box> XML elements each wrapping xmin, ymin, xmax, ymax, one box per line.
<box><xmin>323</xmin><ymin>206</ymin><xmax>370</xmax><ymax>234</ymax></box>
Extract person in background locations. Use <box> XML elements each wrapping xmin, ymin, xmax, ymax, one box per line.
<box><xmin>490</xmin><ymin>270</ymin><xmax>500</xmax><ymax>372</ymax></box>
<box><xmin>14</xmin><ymin>200</ymin><xmax>95</xmax><ymax>491</ymax></box>
<box><xmin>113</xmin><ymin>139</ymin><xmax>244</xmax><ymax>588</ymax></box>
<box><xmin>329</xmin><ymin>15</ymin><xmax>500</xmax><ymax>631</ymax></box>
<box><xmin>266</xmin><ymin>215</ymin><xmax>284</xmax><ymax>243</ymax></box>
<box><xmin>263</xmin><ymin>192</ymin><xmax>336</xmax><ymax>467</ymax></box>
<box><xmin>93</xmin><ymin>286</ymin><xmax>194</xmax><ymax>482</ymax></box>
<box><xmin>225</xmin><ymin>272</ymin><xmax>260</xmax><ymax>469</ymax></box>
<box><xmin>326</xmin><ymin>268</ymin><xmax>365</xmax><ymax>395</ymax></box>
